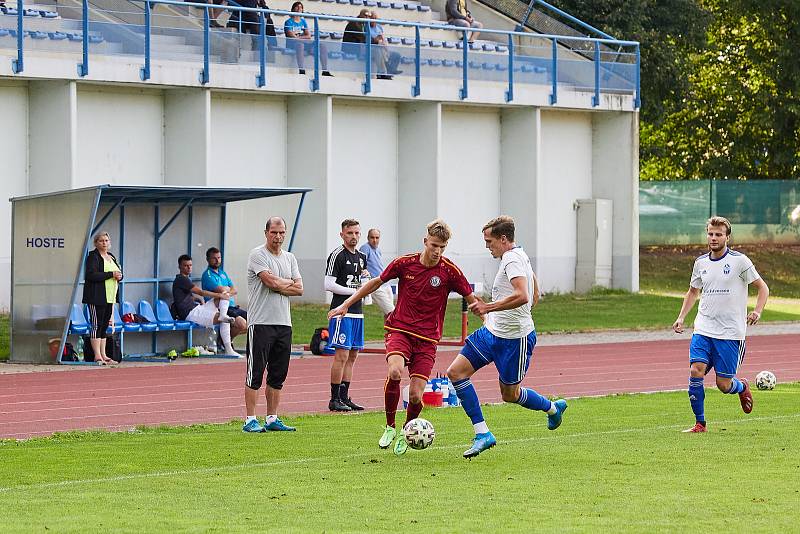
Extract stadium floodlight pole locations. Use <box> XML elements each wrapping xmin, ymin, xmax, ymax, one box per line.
<box><xmin>412</xmin><ymin>25</ymin><xmax>420</xmax><ymax>97</ymax></box>
<box><xmin>257</xmin><ymin>12</ymin><xmax>266</xmax><ymax>87</ymax></box>
<box><xmin>505</xmin><ymin>34</ymin><xmax>514</xmax><ymax>102</ymax></box>
<box><xmin>459</xmin><ymin>28</ymin><xmax>468</xmax><ymax>100</ymax></box>
<box><xmin>12</xmin><ymin>0</ymin><xmax>23</xmax><ymax>73</ymax></box>
<box><xmin>200</xmin><ymin>7</ymin><xmax>210</xmax><ymax>84</ymax></box>
<box><xmin>592</xmin><ymin>40</ymin><xmax>600</xmax><ymax>107</ymax></box>
<box><xmin>140</xmin><ymin>0</ymin><xmax>151</xmax><ymax>81</ymax></box>
<box><xmin>78</xmin><ymin>0</ymin><xmax>89</xmax><ymax>76</ymax></box>
<box><xmin>549</xmin><ymin>38</ymin><xmax>557</xmax><ymax>104</ymax></box>
<box><xmin>311</xmin><ymin>16</ymin><xmax>320</xmax><ymax>91</ymax></box>
<box><xmin>362</xmin><ymin>23</ymin><xmax>372</xmax><ymax>94</ymax></box>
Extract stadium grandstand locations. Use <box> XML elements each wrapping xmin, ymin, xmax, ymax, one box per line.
<box><xmin>0</xmin><ymin>0</ymin><xmax>640</xmax><ymax>311</ymax></box>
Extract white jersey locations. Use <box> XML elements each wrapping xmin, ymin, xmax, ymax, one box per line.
<box><xmin>690</xmin><ymin>249</ymin><xmax>760</xmax><ymax>340</ymax></box>
<box><xmin>485</xmin><ymin>246</ymin><xmax>535</xmax><ymax>339</ymax></box>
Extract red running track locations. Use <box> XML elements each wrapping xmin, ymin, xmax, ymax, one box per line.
<box><xmin>1</xmin><ymin>335</ymin><xmax>798</xmax><ymax>439</ymax></box>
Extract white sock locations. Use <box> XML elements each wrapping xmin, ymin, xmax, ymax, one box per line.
<box><xmin>218</xmin><ymin>299</ymin><xmax>230</xmax><ymax>317</ymax></box>
<box><xmin>266</xmin><ymin>414</ymin><xmax>278</xmax><ymax>425</ymax></box>
<box><xmin>473</xmin><ymin>421</ymin><xmax>489</xmax><ymax>434</ymax></box>
<box><xmin>246</xmin><ymin>416</ymin><xmax>257</xmax><ymax>423</ymax></box>
<box><xmin>547</xmin><ymin>401</ymin><xmax>557</xmax><ymax>415</ymax></box>
<box><xmin>220</xmin><ymin>322</ymin><xmax>234</xmax><ymax>352</ymax></box>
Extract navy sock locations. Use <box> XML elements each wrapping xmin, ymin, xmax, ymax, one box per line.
<box><xmin>688</xmin><ymin>377</ymin><xmax>705</xmax><ymax>423</ymax></box>
<box><xmin>726</xmin><ymin>378</ymin><xmax>744</xmax><ymax>394</ymax></box>
<box><xmin>453</xmin><ymin>378</ymin><xmax>484</xmax><ymax>425</ymax></box>
<box><xmin>516</xmin><ymin>387</ymin><xmax>552</xmax><ymax>412</ymax></box>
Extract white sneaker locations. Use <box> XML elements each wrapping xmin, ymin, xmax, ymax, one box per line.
<box><xmin>195</xmin><ymin>346</ymin><xmax>215</xmax><ymax>355</ymax></box>
<box><xmin>219</xmin><ymin>315</ymin><xmax>235</xmax><ymax>324</ymax></box>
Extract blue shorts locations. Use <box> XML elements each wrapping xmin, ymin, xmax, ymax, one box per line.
<box><xmin>689</xmin><ymin>334</ymin><xmax>745</xmax><ymax>378</ymax></box>
<box><xmin>327</xmin><ymin>316</ymin><xmax>364</xmax><ymax>351</ymax></box>
<box><xmin>461</xmin><ymin>326</ymin><xmax>537</xmax><ymax>385</ymax></box>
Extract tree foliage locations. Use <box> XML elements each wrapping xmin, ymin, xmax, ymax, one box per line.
<box><xmin>552</xmin><ymin>0</ymin><xmax>800</xmax><ymax>180</ymax></box>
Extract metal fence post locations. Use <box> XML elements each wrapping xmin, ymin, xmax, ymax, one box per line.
<box><xmin>363</xmin><ymin>20</ymin><xmax>372</xmax><ymax>94</ymax></box>
<box><xmin>200</xmin><ymin>7</ymin><xmax>210</xmax><ymax>84</ymax></box>
<box><xmin>140</xmin><ymin>1</ymin><xmax>151</xmax><ymax>81</ymax></box>
<box><xmin>311</xmin><ymin>16</ymin><xmax>320</xmax><ymax>91</ymax></box>
<box><xmin>412</xmin><ymin>25</ymin><xmax>421</xmax><ymax>97</ymax></box>
<box><xmin>549</xmin><ymin>38</ymin><xmax>557</xmax><ymax>104</ymax></box>
<box><xmin>12</xmin><ymin>0</ymin><xmax>23</xmax><ymax>73</ymax></box>
<box><xmin>505</xmin><ymin>33</ymin><xmax>514</xmax><ymax>102</ymax></box>
<box><xmin>459</xmin><ymin>29</ymin><xmax>468</xmax><ymax>100</ymax></box>
<box><xmin>592</xmin><ymin>40</ymin><xmax>600</xmax><ymax>107</ymax></box>
<box><xmin>78</xmin><ymin>0</ymin><xmax>89</xmax><ymax>76</ymax></box>
<box><xmin>634</xmin><ymin>44</ymin><xmax>641</xmax><ymax>109</ymax></box>
<box><xmin>256</xmin><ymin>12</ymin><xmax>266</xmax><ymax>87</ymax></box>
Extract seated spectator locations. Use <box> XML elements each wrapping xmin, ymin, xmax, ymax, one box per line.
<box><xmin>172</xmin><ymin>254</ymin><xmax>239</xmax><ymax>356</ymax></box>
<box><xmin>446</xmin><ymin>0</ymin><xmax>482</xmax><ymax>42</ymax></box>
<box><xmin>227</xmin><ymin>0</ymin><xmax>276</xmax><ymax>39</ymax></box>
<box><xmin>202</xmin><ymin>246</ymin><xmax>248</xmax><ymax>347</ymax></box>
<box><xmin>191</xmin><ymin>0</ymin><xmax>228</xmax><ymax>28</ymax></box>
<box><xmin>284</xmin><ymin>1</ymin><xmax>333</xmax><ymax>77</ymax></box>
<box><xmin>368</xmin><ymin>10</ymin><xmax>402</xmax><ymax>79</ymax></box>
<box><xmin>343</xmin><ymin>9</ymin><xmax>390</xmax><ymax>79</ymax></box>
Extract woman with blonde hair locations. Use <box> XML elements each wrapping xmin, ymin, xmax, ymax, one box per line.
<box><xmin>82</xmin><ymin>231</ymin><xmax>123</xmax><ymax>365</ymax></box>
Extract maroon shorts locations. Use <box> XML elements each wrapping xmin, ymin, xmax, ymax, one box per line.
<box><xmin>384</xmin><ymin>329</ymin><xmax>437</xmax><ymax>381</ymax></box>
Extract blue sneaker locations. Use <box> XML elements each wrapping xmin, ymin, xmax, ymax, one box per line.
<box><xmin>264</xmin><ymin>418</ymin><xmax>296</xmax><ymax>432</ymax></box>
<box><xmin>547</xmin><ymin>399</ymin><xmax>568</xmax><ymax>430</ymax></box>
<box><xmin>463</xmin><ymin>431</ymin><xmax>496</xmax><ymax>459</ymax></box>
<box><xmin>242</xmin><ymin>419</ymin><xmax>265</xmax><ymax>433</ymax></box>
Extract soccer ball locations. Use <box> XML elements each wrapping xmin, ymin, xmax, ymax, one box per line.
<box><xmin>403</xmin><ymin>418</ymin><xmax>435</xmax><ymax>450</ymax></box>
<box><xmin>755</xmin><ymin>371</ymin><xmax>777</xmax><ymax>391</ymax></box>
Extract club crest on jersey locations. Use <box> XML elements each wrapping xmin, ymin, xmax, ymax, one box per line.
<box><xmin>429</xmin><ymin>276</ymin><xmax>441</xmax><ymax>287</ymax></box>
<box><xmin>723</xmin><ymin>263</ymin><xmax>730</xmax><ymax>275</ymax></box>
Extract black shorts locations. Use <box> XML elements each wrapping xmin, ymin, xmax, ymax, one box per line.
<box><xmin>246</xmin><ymin>324</ymin><xmax>292</xmax><ymax>390</ymax></box>
<box><xmin>86</xmin><ymin>303</ymin><xmax>113</xmax><ymax>339</ymax></box>
<box><xmin>227</xmin><ymin>305</ymin><xmax>247</xmax><ymax>320</ymax></box>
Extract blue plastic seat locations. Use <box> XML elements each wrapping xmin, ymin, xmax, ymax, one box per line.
<box><xmin>377</xmin><ymin>1</ymin><xmax>390</xmax><ymax>7</ymax></box>
<box><xmin>429</xmin><ymin>40</ymin><xmax>442</xmax><ymax>47</ymax></box>
<box><xmin>364</xmin><ymin>0</ymin><xmax>377</xmax><ymax>5</ymax></box>
<box><xmin>400</xmin><ymin>56</ymin><xmax>414</xmax><ymax>64</ymax></box>
<box><xmin>67</xmin><ymin>32</ymin><xmax>82</xmax><ymax>42</ymax></box>
<box><xmin>442</xmin><ymin>41</ymin><xmax>455</xmax><ymax>49</ymax></box>
<box><xmin>390</xmin><ymin>2</ymin><xmax>403</xmax><ymax>9</ymax></box>
<box><xmin>69</xmin><ymin>304</ymin><xmax>90</xmax><ymax>335</ymax></box>
<box><xmin>428</xmin><ymin>58</ymin><xmax>441</xmax><ymax>66</ymax></box>
<box><xmin>48</xmin><ymin>31</ymin><xmax>68</xmax><ymax>40</ymax></box>
<box><xmin>29</xmin><ymin>30</ymin><xmax>47</xmax><ymax>39</ymax></box>
<box><xmin>139</xmin><ymin>300</ymin><xmax>174</xmax><ymax>331</ymax></box>
<box><xmin>328</xmin><ymin>51</ymin><xmax>342</xmax><ymax>59</ymax></box>
<box><xmin>88</xmin><ymin>35</ymin><xmax>104</xmax><ymax>44</ymax></box>
<box><xmin>482</xmin><ymin>43</ymin><xmax>494</xmax><ymax>51</ymax></box>
<box><xmin>39</xmin><ymin>10</ymin><xmax>59</xmax><ymax>18</ymax></box>
<box><xmin>404</xmin><ymin>3</ymin><xmax>415</xmax><ymax>9</ymax></box>
<box><xmin>387</xmin><ymin>36</ymin><xmax>400</xmax><ymax>45</ymax></box>
<box><xmin>330</xmin><ymin>31</ymin><xmax>343</xmax><ymax>39</ymax></box>
<box><xmin>442</xmin><ymin>59</ymin><xmax>455</xmax><ymax>67</ymax></box>
<box><xmin>156</xmin><ymin>299</ymin><xmax>192</xmax><ymax>330</ymax></box>
<box><xmin>2</xmin><ymin>7</ymin><xmax>20</xmax><ymax>15</ymax></box>
<box><xmin>401</xmin><ymin>37</ymin><xmax>414</xmax><ymax>45</ymax></box>
<box><xmin>495</xmin><ymin>45</ymin><xmax>508</xmax><ymax>53</ymax></box>
<box><xmin>342</xmin><ymin>52</ymin><xmax>357</xmax><ymax>60</ymax></box>
<box><xmin>0</xmin><ymin>29</ymin><xmax>9</xmax><ymax>38</ymax></box>
<box><xmin>417</xmin><ymin>5</ymin><xmax>430</xmax><ymax>11</ymax></box>
<box><xmin>122</xmin><ymin>301</ymin><xmax>157</xmax><ymax>332</ymax></box>
<box><xmin>23</xmin><ymin>8</ymin><xmax>40</xmax><ymax>17</ymax></box>
<box><xmin>115</xmin><ymin>302</ymin><xmax>141</xmax><ymax>332</ymax></box>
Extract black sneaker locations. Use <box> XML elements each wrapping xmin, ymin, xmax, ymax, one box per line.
<box><xmin>377</xmin><ymin>74</ymin><xmax>393</xmax><ymax>80</ymax></box>
<box><xmin>209</xmin><ymin>20</ymin><xmax>223</xmax><ymax>28</ymax></box>
<box><xmin>344</xmin><ymin>397</ymin><xmax>364</xmax><ymax>411</ymax></box>
<box><xmin>328</xmin><ymin>398</ymin><xmax>353</xmax><ymax>412</ymax></box>
<box><xmin>298</xmin><ymin>69</ymin><xmax>306</xmax><ymax>75</ymax></box>
<box><xmin>322</xmin><ymin>70</ymin><xmax>334</xmax><ymax>77</ymax></box>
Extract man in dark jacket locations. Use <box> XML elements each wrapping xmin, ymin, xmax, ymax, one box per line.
<box><xmin>227</xmin><ymin>0</ymin><xmax>276</xmax><ymax>38</ymax></box>
<box><xmin>446</xmin><ymin>0</ymin><xmax>482</xmax><ymax>42</ymax></box>
<box><xmin>343</xmin><ymin>9</ymin><xmax>400</xmax><ymax>80</ymax></box>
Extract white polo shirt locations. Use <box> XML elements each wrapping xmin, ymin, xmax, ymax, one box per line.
<box><xmin>690</xmin><ymin>249</ymin><xmax>760</xmax><ymax>340</ymax></box>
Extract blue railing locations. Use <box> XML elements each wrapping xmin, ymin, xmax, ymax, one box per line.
<box><xmin>2</xmin><ymin>0</ymin><xmax>640</xmax><ymax>108</ymax></box>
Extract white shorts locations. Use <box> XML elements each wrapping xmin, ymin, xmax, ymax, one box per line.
<box><xmin>371</xmin><ymin>284</ymin><xmax>395</xmax><ymax>315</ymax></box>
<box><xmin>186</xmin><ymin>300</ymin><xmax>218</xmax><ymax>327</ymax></box>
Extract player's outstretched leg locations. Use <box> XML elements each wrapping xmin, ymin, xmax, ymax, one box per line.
<box><xmin>380</xmin><ymin>376</ymin><xmax>401</xmax><ymax>448</ymax></box>
<box><xmin>452</xmin><ymin>378</ymin><xmax>495</xmax><ymax>458</ymax></box>
<box><xmin>719</xmin><ymin>376</ymin><xmax>752</xmax><ymax>414</ymax></box>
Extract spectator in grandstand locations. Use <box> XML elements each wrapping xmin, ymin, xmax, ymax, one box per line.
<box><xmin>445</xmin><ymin>0</ymin><xmax>482</xmax><ymax>42</ymax></box>
<box><xmin>367</xmin><ymin>10</ymin><xmax>402</xmax><ymax>78</ymax></box>
<box><xmin>324</xmin><ymin>219</ymin><xmax>368</xmax><ymax>412</ymax></box>
<box><xmin>284</xmin><ymin>1</ymin><xmax>333</xmax><ymax>77</ymax></box>
<box><xmin>242</xmin><ymin>216</ymin><xmax>303</xmax><ymax>433</ymax></box>
<box><xmin>359</xmin><ymin>228</ymin><xmax>395</xmax><ymax>319</ymax></box>
<box><xmin>343</xmin><ymin>10</ymin><xmax>390</xmax><ymax>80</ymax></box>
<box><xmin>172</xmin><ymin>254</ymin><xmax>239</xmax><ymax>355</ymax></box>
<box><xmin>227</xmin><ymin>0</ymin><xmax>276</xmax><ymax>38</ymax></box>
<box><xmin>83</xmin><ymin>231</ymin><xmax>123</xmax><ymax>366</ymax></box>
<box><xmin>202</xmin><ymin>246</ymin><xmax>248</xmax><ymax>348</ymax></box>
<box><xmin>194</xmin><ymin>0</ymin><xmax>227</xmax><ymax>28</ymax></box>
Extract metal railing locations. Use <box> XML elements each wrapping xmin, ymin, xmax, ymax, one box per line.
<box><xmin>2</xmin><ymin>0</ymin><xmax>640</xmax><ymax>107</ymax></box>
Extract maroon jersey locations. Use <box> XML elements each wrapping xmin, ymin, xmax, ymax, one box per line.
<box><xmin>380</xmin><ymin>253</ymin><xmax>473</xmax><ymax>342</ymax></box>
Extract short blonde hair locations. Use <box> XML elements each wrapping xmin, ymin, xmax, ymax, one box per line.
<box><xmin>706</xmin><ymin>216</ymin><xmax>732</xmax><ymax>236</ymax></box>
<box><xmin>93</xmin><ymin>231</ymin><xmax>110</xmax><ymax>246</ymax></box>
<box><xmin>426</xmin><ymin>219</ymin><xmax>452</xmax><ymax>242</ymax></box>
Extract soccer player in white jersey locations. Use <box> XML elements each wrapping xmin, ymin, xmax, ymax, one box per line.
<box><xmin>447</xmin><ymin>216</ymin><xmax>568</xmax><ymax>458</ymax></box>
<box><xmin>672</xmin><ymin>216</ymin><xmax>769</xmax><ymax>433</ymax></box>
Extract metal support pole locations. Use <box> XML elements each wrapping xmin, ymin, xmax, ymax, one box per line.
<box><xmin>592</xmin><ymin>41</ymin><xmax>600</xmax><ymax>107</ymax></box>
<box><xmin>78</xmin><ymin>0</ymin><xmax>89</xmax><ymax>76</ymax></box>
<box><xmin>505</xmin><ymin>34</ymin><xmax>514</xmax><ymax>102</ymax></box>
<box><xmin>549</xmin><ymin>38</ymin><xmax>557</xmax><ymax>105</ymax></box>
<box><xmin>311</xmin><ymin>17</ymin><xmax>320</xmax><ymax>91</ymax></box>
<box><xmin>256</xmin><ymin>12</ymin><xmax>266</xmax><ymax>87</ymax></box>
<box><xmin>12</xmin><ymin>0</ymin><xmax>23</xmax><ymax>73</ymax></box>
<box><xmin>287</xmin><ymin>192</ymin><xmax>307</xmax><ymax>253</ymax></box>
<box><xmin>200</xmin><ymin>7</ymin><xmax>210</xmax><ymax>84</ymax></box>
<box><xmin>362</xmin><ymin>21</ymin><xmax>372</xmax><ymax>94</ymax></box>
<box><xmin>634</xmin><ymin>45</ymin><xmax>641</xmax><ymax>109</ymax></box>
<box><xmin>140</xmin><ymin>0</ymin><xmax>151</xmax><ymax>81</ymax></box>
<box><xmin>411</xmin><ymin>25</ymin><xmax>421</xmax><ymax>97</ymax></box>
<box><xmin>459</xmin><ymin>30</ymin><xmax>468</xmax><ymax>100</ymax></box>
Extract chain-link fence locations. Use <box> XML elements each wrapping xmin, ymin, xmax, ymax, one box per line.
<box><xmin>640</xmin><ymin>180</ymin><xmax>800</xmax><ymax>245</ymax></box>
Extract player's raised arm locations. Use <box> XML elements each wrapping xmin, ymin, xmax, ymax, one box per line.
<box><xmin>327</xmin><ymin>276</ymin><xmax>384</xmax><ymax>319</ymax></box>
<box><xmin>673</xmin><ymin>286</ymin><xmax>700</xmax><ymax>333</ymax></box>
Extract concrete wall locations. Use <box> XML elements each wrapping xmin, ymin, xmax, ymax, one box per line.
<box><xmin>1</xmin><ymin>79</ymin><xmax>638</xmax><ymax>309</ymax></box>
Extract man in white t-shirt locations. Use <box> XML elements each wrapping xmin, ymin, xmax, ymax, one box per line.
<box><xmin>242</xmin><ymin>216</ymin><xmax>303</xmax><ymax>433</ymax></box>
<box><xmin>446</xmin><ymin>216</ymin><xmax>568</xmax><ymax>459</ymax></box>
<box><xmin>673</xmin><ymin>216</ymin><xmax>769</xmax><ymax>433</ymax></box>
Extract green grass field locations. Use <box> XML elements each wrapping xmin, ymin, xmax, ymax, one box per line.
<box><xmin>2</xmin><ymin>384</ymin><xmax>798</xmax><ymax>532</ymax></box>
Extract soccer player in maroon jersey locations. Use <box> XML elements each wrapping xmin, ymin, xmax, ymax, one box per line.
<box><xmin>328</xmin><ymin>219</ymin><xmax>479</xmax><ymax>455</ymax></box>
